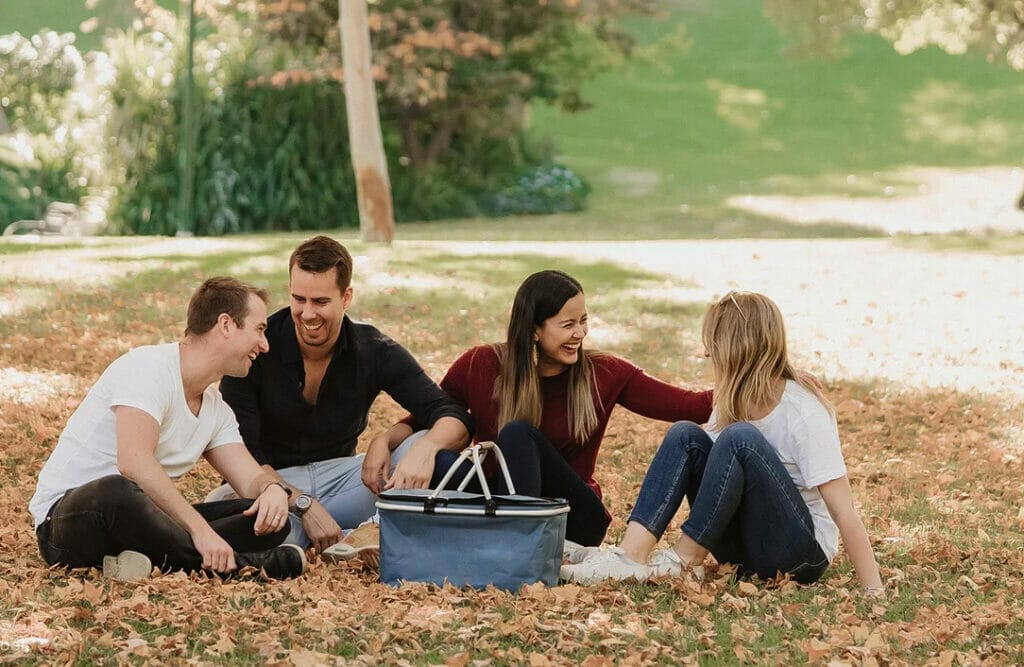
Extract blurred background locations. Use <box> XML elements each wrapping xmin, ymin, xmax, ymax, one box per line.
<box><xmin>2</xmin><ymin>0</ymin><xmax>1022</xmax><ymax>239</ymax></box>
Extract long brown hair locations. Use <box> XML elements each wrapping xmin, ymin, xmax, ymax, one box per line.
<box><xmin>495</xmin><ymin>270</ymin><xmax>599</xmax><ymax>442</ymax></box>
<box><xmin>702</xmin><ymin>291</ymin><xmax>831</xmax><ymax>429</ymax></box>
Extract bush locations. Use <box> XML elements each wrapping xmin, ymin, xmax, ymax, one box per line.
<box><xmin>0</xmin><ymin>31</ymin><xmax>95</xmax><ymax>227</ymax></box>
<box><xmin>479</xmin><ymin>164</ymin><xmax>591</xmax><ymax>217</ymax></box>
<box><xmin>0</xmin><ymin>13</ymin><xmax>593</xmax><ymax>235</ymax></box>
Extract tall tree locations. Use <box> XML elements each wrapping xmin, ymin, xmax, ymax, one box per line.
<box><xmin>340</xmin><ymin>0</ymin><xmax>394</xmax><ymax>243</ymax></box>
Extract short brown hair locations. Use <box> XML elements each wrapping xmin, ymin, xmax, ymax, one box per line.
<box><xmin>289</xmin><ymin>235</ymin><xmax>353</xmax><ymax>292</ymax></box>
<box><xmin>185</xmin><ymin>276</ymin><xmax>269</xmax><ymax>336</ymax></box>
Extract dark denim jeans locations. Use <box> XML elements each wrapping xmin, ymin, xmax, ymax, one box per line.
<box><xmin>36</xmin><ymin>475</ymin><xmax>288</xmax><ymax>573</ymax></box>
<box><xmin>629</xmin><ymin>421</ymin><xmax>829</xmax><ymax>583</ymax></box>
<box><xmin>434</xmin><ymin>421</ymin><xmax>611</xmax><ymax>546</ymax></box>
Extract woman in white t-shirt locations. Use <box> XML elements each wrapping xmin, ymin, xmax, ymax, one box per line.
<box><xmin>561</xmin><ymin>292</ymin><xmax>883</xmax><ymax>595</ymax></box>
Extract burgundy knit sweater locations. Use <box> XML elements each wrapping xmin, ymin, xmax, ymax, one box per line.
<box><xmin>434</xmin><ymin>345</ymin><xmax>712</xmax><ymax>499</ymax></box>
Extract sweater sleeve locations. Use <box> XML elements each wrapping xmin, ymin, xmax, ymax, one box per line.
<box><xmin>609</xmin><ymin>357</ymin><xmax>713</xmax><ymax>425</ymax></box>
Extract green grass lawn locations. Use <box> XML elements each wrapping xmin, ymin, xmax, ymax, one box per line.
<box><xmin>0</xmin><ymin>0</ymin><xmax>178</xmax><ymax>49</ymax></box>
<box><xmin>524</xmin><ymin>0</ymin><xmax>1024</xmax><ymax>238</ymax></box>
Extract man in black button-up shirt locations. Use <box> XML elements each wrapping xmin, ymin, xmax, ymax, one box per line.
<box><xmin>217</xmin><ymin>236</ymin><xmax>472</xmax><ymax>554</ymax></box>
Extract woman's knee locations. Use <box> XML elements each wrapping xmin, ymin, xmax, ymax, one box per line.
<box><xmin>716</xmin><ymin>422</ymin><xmax>768</xmax><ymax>450</ymax></box>
<box><xmin>713</xmin><ymin>423</ymin><xmax>779</xmax><ymax>470</ymax></box>
<box><xmin>496</xmin><ymin>420</ymin><xmax>544</xmax><ymax>454</ymax></box>
<box><xmin>497</xmin><ymin>420</ymin><xmax>538</xmax><ymax>441</ymax></box>
<box><xmin>663</xmin><ymin>421</ymin><xmax>713</xmax><ymax>453</ymax></box>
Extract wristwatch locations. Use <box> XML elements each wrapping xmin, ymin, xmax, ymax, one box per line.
<box><xmin>294</xmin><ymin>494</ymin><xmax>314</xmax><ymax>516</ymax></box>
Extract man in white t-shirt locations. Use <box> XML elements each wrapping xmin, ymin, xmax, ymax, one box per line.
<box><xmin>29</xmin><ymin>277</ymin><xmax>307</xmax><ymax>581</ymax></box>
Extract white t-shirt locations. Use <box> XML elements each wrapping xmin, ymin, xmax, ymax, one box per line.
<box><xmin>29</xmin><ymin>343</ymin><xmax>242</xmax><ymax>528</ymax></box>
<box><xmin>707</xmin><ymin>380</ymin><xmax>847</xmax><ymax>561</ymax></box>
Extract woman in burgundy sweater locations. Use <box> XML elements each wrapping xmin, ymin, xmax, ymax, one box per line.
<box><xmin>382</xmin><ymin>270</ymin><xmax>712</xmax><ymax>546</ymax></box>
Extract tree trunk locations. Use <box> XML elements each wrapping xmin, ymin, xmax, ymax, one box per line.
<box><xmin>339</xmin><ymin>0</ymin><xmax>394</xmax><ymax>242</ymax></box>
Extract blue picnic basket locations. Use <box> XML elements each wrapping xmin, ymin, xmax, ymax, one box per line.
<box><xmin>377</xmin><ymin>441</ymin><xmax>569</xmax><ymax>590</ymax></box>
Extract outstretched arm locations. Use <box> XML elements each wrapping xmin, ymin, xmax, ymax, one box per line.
<box><xmin>115</xmin><ymin>406</ymin><xmax>239</xmax><ymax>573</ymax></box>
<box><xmin>386</xmin><ymin>416</ymin><xmax>469</xmax><ymax>490</ymax></box>
<box><xmin>819</xmin><ymin>475</ymin><xmax>884</xmax><ymax>594</ymax></box>
<box><xmin>204</xmin><ymin>443</ymin><xmax>291</xmax><ymax>537</ymax></box>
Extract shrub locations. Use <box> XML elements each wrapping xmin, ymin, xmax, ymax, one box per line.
<box><xmin>479</xmin><ymin>164</ymin><xmax>591</xmax><ymax>217</ymax></box>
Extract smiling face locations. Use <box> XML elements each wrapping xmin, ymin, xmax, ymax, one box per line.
<box><xmin>289</xmin><ymin>267</ymin><xmax>352</xmax><ymax>352</ymax></box>
<box><xmin>533</xmin><ymin>292</ymin><xmax>588</xmax><ymax>376</ymax></box>
<box><xmin>225</xmin><ymin>293</ymin><xmax>269</xmax><ymax>377</ymax></box>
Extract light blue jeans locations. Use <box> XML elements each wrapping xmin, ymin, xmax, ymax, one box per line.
<box><xmin>207</xmin><ymin>431</ymin><xmax>424</xmax><ymax>548</ymax></box>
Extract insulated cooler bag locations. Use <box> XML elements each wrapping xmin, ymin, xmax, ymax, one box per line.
<box><xmin>377</xmin><ymin>441</ymin><xmax>569</xmax><ymax>590</ymax></box>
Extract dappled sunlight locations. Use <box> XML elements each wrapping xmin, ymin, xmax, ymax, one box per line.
<box><xmin>726</xmin><ymin>166</ymin><xmax>1024</xmax><ymax>234</ymax></box>
<box><xmin>902</xmin><ymin>81</ymin><xmax>1018</xmax><ymax>156</ymax></box>
<box><xmin>605</xmin><ymin>167</ymin><xmax>661</xmax><ymax>197</ymax></box>
<box><xmin>705</xmin><ymin>78</ymin><xmax>775</xmax><ymax>132</ymax></box>
<box><xmin>0</xmin><ymin>367</ymin><xmax>82</xmax><ymax>404</ymax></box>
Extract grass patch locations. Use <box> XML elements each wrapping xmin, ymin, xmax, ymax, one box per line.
<box><xmin>894</xmin><ymin>230</ymin><xmax>1024</xmax><ymax>255</ymax></box>
<box><xmin>526</xmin><ymin>0</ymin><xmax>1024</xmax><ymax>238</ymax></box>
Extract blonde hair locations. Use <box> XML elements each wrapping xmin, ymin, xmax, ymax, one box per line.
<box><xmin>702</xmin><ymin>291</ymin><xmax>831</xmax><ymax>429</ymax></box>
<box><xmin>495</xmin><ymin>270</ymin><xmax>600</xmax><ymax>443</ymax></box>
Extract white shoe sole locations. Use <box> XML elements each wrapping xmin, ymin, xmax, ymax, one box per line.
<box><xmin>321</xmin><ymin>542</ymin><xmax>380</xmax><ymax>568</ymax></box>
<box><xmin>102</xmin><ymin>550</ymin><xmax>152</xmax><ymax>581</ymax></box>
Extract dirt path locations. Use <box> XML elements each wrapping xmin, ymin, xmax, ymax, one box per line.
<box><xmin>439</xmin><ymin>238</ymin><xmax>1024</xmax><ymax>404</ymax></box>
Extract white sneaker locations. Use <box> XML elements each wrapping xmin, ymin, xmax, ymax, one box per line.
<box><xmin>648</xmin><ymin>548</ymin><xmax>705</xmax><ymax>581</ymax></box>
<box><xmin>562</xmin><ymin>539</ymin><xmax>601</xmax><ymax>564</ymax></box>
<box><xmin>102</xmin><ymin>550</ymin><xmax>152</xmax><ymax>582</ymax></box>
<box><xmin>560</xmin><ymin>547</ymin><xmax>652</xmax><ymax>585</ymax></box>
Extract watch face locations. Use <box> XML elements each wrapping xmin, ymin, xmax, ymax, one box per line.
<box><xmin>296</xmin><ymin>495</ymin><xmax>312</xmax><ymax>512</ymax></box>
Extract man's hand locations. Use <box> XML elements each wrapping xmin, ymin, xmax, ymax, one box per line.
<box><xmin>243</xmin><ymin>483</ymin><xmax>291</xmax><ymax>536</ymax></box>
<box><xmin>386</xmin><ymin>434</ymin><xmax>440</xmax><ymax>490</ymax></box>
<box><xmin>362</xmin><ymin>436</ymin><xmax>393</xmax><ymax>495</ymax></box>
<box><xmin>301</xmin><ymin>501</ymin><xmax>343</xmax><ymax>554</ymax></box>
<box><xmin>191</xmin><ymin>526</ymin><xmax>237</xmax><ymax>573</ymax></box>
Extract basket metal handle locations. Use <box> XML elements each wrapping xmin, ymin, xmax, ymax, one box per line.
<box><xmin>429</xmin><ymin>441</ymin><xmax>517</xmax><ymax>502</ymax></box>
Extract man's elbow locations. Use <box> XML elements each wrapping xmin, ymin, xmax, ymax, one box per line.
<box><xmin>116</xmin><ymin>458</ymin><xmax>142</xmax><ymax>482</ymax></box>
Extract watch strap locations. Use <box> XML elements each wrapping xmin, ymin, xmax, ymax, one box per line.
<box><xmin>264</xmin><ymin>481</ymin><xmax>292</xmax><ymax>497</ymax></box>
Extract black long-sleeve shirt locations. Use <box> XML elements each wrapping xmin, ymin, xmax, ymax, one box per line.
<box><xmin>220</xmin><ymin>308</ymin><xmax>473</xmax><ymax>469</ymax></box>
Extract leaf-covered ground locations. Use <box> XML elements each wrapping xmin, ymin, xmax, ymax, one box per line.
<box><xmin>1</xmin><ymin>236</ymin><xmax>1022</xmax><ymax>664</ymax></box>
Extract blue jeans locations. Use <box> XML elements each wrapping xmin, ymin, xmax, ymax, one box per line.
<box><xmin>36</xmin><ymin>475</ymin><xmax>288</xmax><ymax>572</ymax></box>
<box><xmin>629</xmin><ymin>421</ymin><xmax>829</xmax><ymax>583</ymax></box>
<box><xmin>435</xmin><ymin>421</ymin><xmax>611</xmax><ymax>546</ymax></box>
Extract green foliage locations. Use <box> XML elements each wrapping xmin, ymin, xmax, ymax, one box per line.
<box><xmin>0</xmin><ymin>31</ymin><xmax>94</xmax><ymax>225</ymax></box>
<box><xmin>2</xmin><ymin>0</ymin><xmax>615</xmax><ymax>234</ymax></box>
<box><xmin>765</xmin><ymin>0</ymin><xmax>1024</xmax><ymax>70</ymax></box>
<box><xmin>0</xmin><ymin>138</ymin><xmax>40</xmax><ymax>224</ymax></box>
<box><xmin>480</xmin><ymin>164</ymin><xmax>591</xmax><ymax>217</ymax></box>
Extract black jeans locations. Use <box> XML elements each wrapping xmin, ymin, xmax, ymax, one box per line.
<box><xmin>434</xmin><ymin>421</ymin><xmax>611</xmax><ymax>546</ymax></box>
<box><xmin>36</xmin><ymin>475</ymin><xmax>288</xmax><ymax>572</ymax></box>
